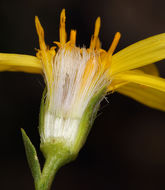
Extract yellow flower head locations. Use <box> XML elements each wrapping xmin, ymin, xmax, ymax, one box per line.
<box><xmin>35</xmin><ymin>10</ymin><xmax>120</xmax><ymax>148</ymax></box>
<box><xmin>2</xmin><ymin>10</ymin><xmax>165</xmax><ymax>190</ymax></box>
<box><xmin>31</xmin><ymin>9</ymin><xmax>165</xmax><ymax>111</ymax></box>
<box><xmin>1</xmin><ymin>9</ymin><xmax>165</xmax><ymax>154</ymax></box>
<box><xmin>35</xmin><ymin>10</ymin><xmax>120</xmax><ymax>116</ymax></box>
<box><xmin>34</xmin><ymin>10</ymin><xmax>123</xmax><ymax>150</ymax></box>
<box><xmin>29</xmin><ymin>9</ymin><xmax>165</xmax><ymax>153</ymax></box>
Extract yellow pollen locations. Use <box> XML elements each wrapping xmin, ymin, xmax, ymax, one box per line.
<box><xmin>60</xmin><ymin>9</ymin><xmax>67</xmax><ymax>45</ymax></box>
<box><xmin>70</xmin><ymin>30</ymin><xmax>77</xmax><ymax>45</ymax></box>
<box><xmin>90</xmin><ymin>17</ymin><xmax>101</xmax><ymax>49</ymax></box>
<box><xmin>108</xmin><ymin>32</ymin><xmax>121</xmax><ymax>55</ymax></box>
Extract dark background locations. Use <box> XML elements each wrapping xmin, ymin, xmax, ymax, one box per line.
<box><xmin>1</xmin><ymin>0</ymin><xmax>165</xmax><ymax>189</ymax></box>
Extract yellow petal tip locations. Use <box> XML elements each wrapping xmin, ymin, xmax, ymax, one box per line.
<box><xmin>70</xmin><ymin>30</ymin><xmax>77</xmax><ymax>45</ymax></box>
<box><xmin>60</xmin><ymin>9</ymin><xmax>67</xmax><ymax>45</ymax></box>
<box><xmin>94</xmin><ymin>17</ymin><xmax>101</xmax><ymax>37</ymax></box>
<box><xmin>108</xmin><ymin>32</ymin><xmax>121</xmax><ymax>55</ymax></box>
<box><xmin>35</xmin><ymin>16</ymin><xmax>46</xmax><ymax>50</ymax></box>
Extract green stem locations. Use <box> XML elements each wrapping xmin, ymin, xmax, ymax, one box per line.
<box><xmin>36</xmin><ymin>155</ymin><xmax>62</xmax><ymax>190</ymax></box>
<box><xmin>36</xmin><ymin>143</ymin><xmax>76</xmax><ymax>190</ymax></box>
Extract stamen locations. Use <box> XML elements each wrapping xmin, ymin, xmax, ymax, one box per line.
<box><xmin>108</xmin><ymin>32</ymin><xmax>121</xmax><ymax>55</ymax></box>
<box><xmin>70</xmin><ymin>30</ymin><xmax>77</xmax><ymax>45</ymax></box>
<box><xmin>35</xmin><ymin>16</ymin><xmax>47</xmax><ymax>50</ymax></box>
<box><xmin>90</xmin><ymin>17</ymin><xmax>101</xmax><ymax>49</ymax></box>
<box><xmin>60</xmin><ymin>9</ymin><xmax>67</xmax><ymax>45</ymax></box>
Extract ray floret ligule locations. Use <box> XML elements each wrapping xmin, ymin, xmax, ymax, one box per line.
<box><xmin>1</xmin><ymin>9</ymin><xmax>165</xmax><ymax>190</ymax></box>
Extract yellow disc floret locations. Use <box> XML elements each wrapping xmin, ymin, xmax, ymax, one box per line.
<box><xmin>35</xmin><ymin>9</ymin><xmax>121</xmax><ymax>110</ymax></box>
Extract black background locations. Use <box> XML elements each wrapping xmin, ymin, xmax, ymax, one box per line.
<box><xmin>1</xmin><ymin>0</ymin><xmax>165</xmax><ymax>189</ymax></box>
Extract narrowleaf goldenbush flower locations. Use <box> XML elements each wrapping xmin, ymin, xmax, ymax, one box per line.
<box><xmin>1</xmin><ymin>9</ymin><xmax>165</xmax><ymax>190</ymax></box>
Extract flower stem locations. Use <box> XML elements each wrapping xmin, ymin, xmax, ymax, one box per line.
<box><xmin>36</xmin><ymin>155</ymin><xmax>61</xmax><ymax>190</ymax></box>
<box><xmin>36</xmin><ymin>142</ymin><xmax>75</xmax><ymax>190</ymax></box>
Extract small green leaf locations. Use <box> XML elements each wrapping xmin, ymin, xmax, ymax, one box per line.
<box><xmin>21</xmin><ymin>128</ymin><xmax>41</xmax><ymax>185</ymax></box>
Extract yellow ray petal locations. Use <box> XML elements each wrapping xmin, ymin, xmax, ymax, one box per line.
<box><xmin>111</xmin><ymin>64</ymin><xmax>164</xmax><ymax>111</ymax></box>
<box><xmin>139</xmin><ymin>64</ymin><xmax>159</xmax><ymax>76</ymax></box>
<box><xmin>110</xmin><ymin>33</ymin><xmax>165</xmax><ymax>76</ymax></box>
<box><xmin>107</xmin><ymin>80</ymin><xmax>128</xmax><ymax>92</ymax></box>
<box><xmin>114</xmin><ymin>70</ymin><xmax>165</xmax><ymax>92</ymax></box>
<box><xmin>116</xmin><ymin>83</ymin><xmax>165</xmax><ymax>111</ymax></box>
<box><xmin>108</xmin><ymin>64</ymin><xmax>159</xmax><ymax>91</ymax></box>
<box><xmin>0</xmin><ymin>53</ymin><xmax>42</xmax><ymax>73</ymax></box>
